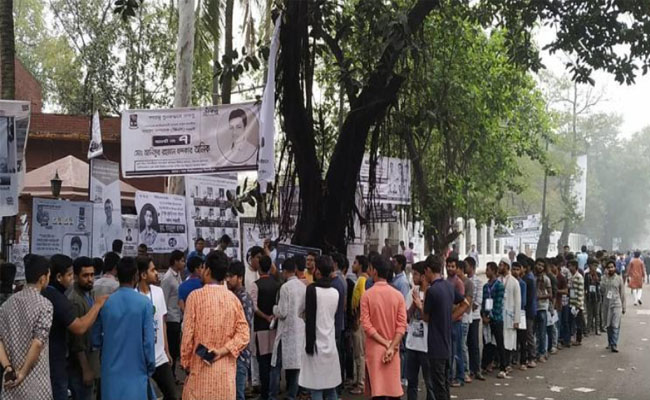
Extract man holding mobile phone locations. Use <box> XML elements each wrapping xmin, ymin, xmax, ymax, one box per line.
<box><xmin>181</xmin><ymin>250</ymin><xmax>250</xmax><ymax>400</ymax></box>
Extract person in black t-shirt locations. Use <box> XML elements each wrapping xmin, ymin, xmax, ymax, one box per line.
<box><xmin>42</xmin><ymin>254</ymin><xmax>107</xmax><ymax>400</ymax></box>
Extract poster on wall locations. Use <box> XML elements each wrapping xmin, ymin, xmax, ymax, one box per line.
<box><xmin>90</xmin><ymin>159</ymin><xmax>122</xmax><ymax>256</ymax></box>
<box><xmin>185</xmin><ymin>175</ymin><xmax>240</xmax><ymax>259</ymax></box>
<box><xmin>359</xmin><ymin>154</ymin><xmax>411</xmax><ymax>205</ymax></box>
<box><xmin>0</xmin><ymin>100</ymin><xmax>30</xmax><ymax>217</ymax></box>
<box><xmin>135</xmin><ymin>191</ymin><xmax>187</xmax><ymax>253</ymax></box>
<box><xmin>32</xmin><ymin>198</ymin><xmax>93</xmax><ymax>258</ymax></box>
<box><xmin>274</xmin><ymin>243</ymin><xmax>321</xmax><ymax>269</ymax></box>
<box><xmin>10</xmin><ymin>242</ymin><xmax>29</xmax><ymax>281</ymax></box>
<box><xmin>240</xmin><ymin>219</ymin><xmax>279</xmax><ymax>267</ymax></box>
<box><xmin>121</xmin><ymin>102</ymin><xmax>260</xmax><ymax>178</ymax></box>
<box><xmin>121</xmin><ymin>215</ymin><xmax>139</xmax><ymax>257</ymax></box>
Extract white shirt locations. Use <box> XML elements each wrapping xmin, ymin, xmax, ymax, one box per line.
<box><xmin>136</xmin><ymin>285</ymin><xmax>169</xmax><ymax>367</ymax></box>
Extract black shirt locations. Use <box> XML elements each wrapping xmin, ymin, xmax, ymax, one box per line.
<box><xmin>42</xmin><ymin>282</ymin><xmax>76</xmax><ymax>381</ymax></box>
<box><xmin>424</xmin><ymin>278</ymin><xmax>464</xmax><ymax>360</ymax></box>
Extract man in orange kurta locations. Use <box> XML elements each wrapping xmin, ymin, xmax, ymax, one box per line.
<box><xmin>360</xmin><ymin>256</ymin><xmax>407</xmax><ymax>398</ymax></box>
<box><xmin>181</xmin><ymin>251</ymin><xmax>250</xmax><ymax>400</ymax></box>
<box><xmin>627</xmin><ymin>251</ymin><xmax>646</xmax><ymax>306</ymax></box>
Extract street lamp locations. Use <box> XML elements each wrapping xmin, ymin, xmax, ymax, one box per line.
<box><xmin>50</xmin><ymin>170</ymin><xmax>62</xmax><ymax>198</ymax></box>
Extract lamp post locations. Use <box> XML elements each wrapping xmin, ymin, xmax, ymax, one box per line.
<box><xmin>50</xmin><ymin>170</ymin><xmax>62</xmax><ymax>199</ymax></box>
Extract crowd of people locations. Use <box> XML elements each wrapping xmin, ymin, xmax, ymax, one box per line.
<box><xmin>0</xmin><ymin>238</ymin><xmax>644</xmax><ymax>400</ymax></box>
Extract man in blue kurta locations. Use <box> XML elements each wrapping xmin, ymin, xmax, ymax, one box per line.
<box><xmin>93</xmin><ymin>256</ymin><xmax>156</xmax><ymax>400</ymax></box>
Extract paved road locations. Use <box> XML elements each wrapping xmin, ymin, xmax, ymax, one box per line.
<box><xmin>342</xmin><ymin>286</ymin><xmax>649</xmax><ymax>400</ymax></box>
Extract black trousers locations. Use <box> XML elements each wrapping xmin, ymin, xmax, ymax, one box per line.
<box><xmin>481</xmin><ymin>320</ymin><xmax>506</xmax><ymax>372</ymax></box>
<box><xmin>517</xmin><ymin>328</ymin><xmax>527</xmax><ymax>365</ymax></box>
<box><xmin>152</xmin><ymin>362</ymin><xmax>178</xmax><ymax>400</ymax></box>
<box><xmin>467</xmin><ymin>319</ymin><xmax>480</xmax><ymax>374</ymax></box>
<box><xmin>166</xmin><ymin>321</ymin><xmax>181</xmax><ymax>376</ymax></box>
<box><xmin>257</xmin><ymin>353</ymin><xmax>273</xmax><ymax>400</ymax></box>
<box><xmin>428</xmin><ymin>358</ymin><xmax>450</xmax><ymax>400</ymax></box>
<box><xmin>406</xmin><ymin>350</ymin><xmax>435</xmax><ymax>400</ymax></box>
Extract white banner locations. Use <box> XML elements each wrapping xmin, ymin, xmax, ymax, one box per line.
<box><xmin>32</xmin><ymin>198</ymin><xmax>93</xmax><ymax>258</ymax></box>
<box><xmin>241</xmin><ymin>220</ymin><xmax>278</xmax><ymax>268</ymax></box>
<box><xmin>10</xmin><ymin>242</ymin><xmax>29</xmax><ymax>281</ymax></box>
<box><xmin>185</xmin><ymin>175</ymin><xmax>240</xmax><ymax>259</ymax></box>
<box><xmin>121</xmin><ymin>102</ymin><xmax>260</xmax><ymax>178</ymax></box>
<box><xmin>90</xmin><ymin>159</ymin><xmax>122</xmax><ymax>257</ymax></box>
<box><xmin>257</xmin><ymin>14</ymin><xmax>282</xmax><ymax>193</ymax></box>
<box><xmin>121</xmin><ymin>215</ymin><xmax>139</xmax><ymax>257</ymax></box>
<box><xmin>572</xmin><ymin>155</ymin><xmax>587</xmax><ymax>217</ymax></box>
<box><xmin>88</xmin><ymin>110</ymin><xmax>104</xmax><ymax>159</ymax></box>
<box><xmin>359</xmin><ymin>154</ymin><xmax>411</xmax><ymax>205</ymax></box>
<box><xmin>0</xmin><ymin>100</ymin><xmax>30</xmax><ymax>217</ymax></box>
<box><xmin>135</xmin><ymin>191</ymin><xmax>188</xmax><ymax>252</ymax></box>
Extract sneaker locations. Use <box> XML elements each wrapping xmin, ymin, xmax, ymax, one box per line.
<box><xmin>401</xmin><ymin>379</ymin><xmax>408</xmax><ymax>386</ymax></box>
<box><xmin>464</xmin><ymin>375</ymin><xmax>473</xmax><ymax>384</ymax></box>
<box><xmin>537</xmin><ymin>356</ymin><xmax>547</xmax><ymax>363</ymax></box>
<box><xmin>505</xmin><ymin>366</ymin><xmax>513</xmax><ymax>373</ymax></box>
<box><xmin>519</xmin><ymin>364</ymin><xmax>528</xmax><ymax>371</ymax></box>
<box><xmin>527</xmin><ymin>361</ymin><xmax>537</xmax><ymax>368</ymax></box>
<box><xmin>450</xmin><ymin>380</ymin><xmax>462</xmax><ymax>387</ymax></box>
<box><xmin>475</xmin><ymin>373</ymin><xmax>486</xmax><ymax>381</ymax></box>
<box><xmin>497</xmin><ymin>371</ymin><xmax>508</xmax><ymax>379</ymax></box>
<box><xmin>611</xmin><ymin>346</ymin><xmax>619</xmax><ymax>353</ymax></box>
<box><xmin>550</xmin><ymin>347</ymin><xmax>558</xmax><ymax>354</ymax></box>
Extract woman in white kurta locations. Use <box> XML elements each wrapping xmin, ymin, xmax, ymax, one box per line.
<box><xmin>299</xmin><ymin>286</ymin><xmax>341</xmax><ymax>397</ymax></box>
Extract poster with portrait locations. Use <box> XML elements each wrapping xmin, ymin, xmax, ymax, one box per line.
<box><xmin>185</xmin><ymin>174</ymin><xmax>240</xmax><ymax>259</ymax></box>
<box><xmin>121</xmin><ymin>102</ymin><xmax>260</xmax><ymax>178</ymax></box>
<box><xmin>10</xmin><ymin>242</ymin><xmax>29</xmax><ymax>281</ymax></box>
<box><xmin>31</xmin><ymin>198</ymin><xmax>93</xmax><ymax>258</ymax></box>
<box><xmin>121</xmin><ymin>215</ymin><xmax>139</xmax><ymax>257</ymax></box>
<box><xmin>0</xmin><ymin>100</ymin><xmax>30</xmax><ymax>217</ymax></box>
<box><xmin>240</xmin><ymin>219</ymin><xmax>279</xmax><ymax>267</ymax></box>
<box><xmin>359</xmin><ymin>154</ymin><xmax>411</xmax><ymax>205</ymax></box>
<box><xmin>90</xmin><ymin>159</ymin><xmax>122</xmax><ymax>256</ymax></box>
<box><xmin>135</xmin><ymin>191</ymin><xmax>188</xmax><ymax>253</ymax></box>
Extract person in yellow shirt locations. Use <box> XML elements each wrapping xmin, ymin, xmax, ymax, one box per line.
<box><xmin>349</xmin><ymin>255</ymin><xmax>369</xmax><ymax>395</ymax></box>
<box><xmin>305</xmin><ymin>252</ymin><xmax>318</xmax><ymax>284</ymax></box>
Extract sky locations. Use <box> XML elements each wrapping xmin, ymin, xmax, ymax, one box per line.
<box><xmin>536</xmin><ymin>26</ymin><xmax>650</xmax><ymax>140</ymax></box>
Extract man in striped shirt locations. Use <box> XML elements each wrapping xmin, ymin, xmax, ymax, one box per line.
<box><xmin>568</xmin><ymin>260</ymin><xmax>585</xmax><ymax>346</ymax></box>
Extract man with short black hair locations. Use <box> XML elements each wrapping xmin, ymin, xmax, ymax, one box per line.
<box><xmin>187</xmin><ymin>237</ymin><xmax>206</xmax><ymax>263</ymax></box>
<box><xmin>0</xmin><ymin>255</ymin><xmax>53</xmax><ymax>400</ymax></box>
<box><xmin>481</xmin><ymin>262</ymin><xmax>507</xmax><ymax>379</ymax></box>
<box><xmin>350</xmin><ymin>255</ymin><xmax>369</xmax><ymax>395</ymax></box>
<box><xmin>246</xmin><ymin>246</ymin><xmax>264</xmax><ymax>293</ymax></box>
<box><xmin>422</xmin><ymin>255</ymin><xmax>467</xmax><ymax>400</ymax></box>
<box><xmin>360</xmin><ymin>256</ymin><xmax>407</xmax><ymax>399</ymax></box>
<box><xmin>161</xmin><ymin>249</ymin><xmax>185</xmax><ymax>381</ymax></box>
<box><xmin>464</xmin><ymin>256</ymin><xmax>483</xmax><ymax>381</ymax></box>
<box><xmin>585</xmin><ymin>258</ymin><xmax>602</xmax><ymax>336</ymax></box>
<box><xmin>227</xmin><ymin>261</ymin><xmax>255</xmax><ymax>400</ymax></box>
<box><xmin>217</xmin><ymin>234</ymin><xmax>233</xmax><ymax>252</ymax></box>
<box><xmin>568</xmin><ymin>260</ymin><xmax>585</xmax><ymax>345</ymax></box>
<box><xmin>44</xmin><ymin>254</ymin><xmax>107</xmax><ymax>400</ymax></box>
<box><xmin>331</xmin><ymin>252</ymin><xmax>348</xmax><ymax>393</ymax></box>
<box><xmin>577</xmin><ymin>245</ymin><xmax>588</xmax><ymax>273</ymax></box>
<box><xmin>534</xmin><ymin>258</ymin><xmax>552</xmax><ymax>361</ymax></box>
<box><xmin>270</xmin><ymin>257</ymin><xmax>305</xmax><ymax>400</ymax></box>
<box><xmin>251</xmin><ymin>255</ymin><xmax>280</xmax><ymax>400</ymax></box>
<box><xmin>67</xmin><ymin>257</ymin><xmax>100</xmax><ymax>400</ymax></box>
<box><xmin>305</xmin><ymin>251</ymin><xmax>317</xmax><ymax>284</ymax></box>
<box><xmin>92</xmin><ymin>257</ymin><xmax>156</xmax><ymax>400</ymax></box>
<box><xmin>95</xmin><ymin>252</ymin><xmax>120</xmax><ymax>297</ymax></box>
<box><xmin>446</xmin><ymin>256</ymin><xmax>465</xmax><ymax>386</ymax></box>
<box><xmin>294</xmin><ymin>254</ymin><xmax>308</xmax><ymax>284</ymax></box>
<box><xmin>137</xmin><ymin>243</ymin><xmax>149</xmax><ymax>257</ymax></box>
<box><xmin>178</xmin><ymin>257</ymin><xmax>204</xmax><ymax>313</ymax></box>
<box><xmin>112</xmin><ymin>240</ymin><xmax>123</xmax><ymax>257</ymax></box>
<box><xmin>181</xmin><ymin>251</ymin><xmax>250</xmax><ymax>399</ymax></box>
<box><xmin>136</xmin><ymin>257</ymin><xmax>178</xmax><ymax>400</ymax></box>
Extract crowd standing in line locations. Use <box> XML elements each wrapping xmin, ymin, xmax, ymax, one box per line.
<box><xmin>0</xmin><ymin>237</ymin><xmax>644</xmax><ymax>400</ymax></box>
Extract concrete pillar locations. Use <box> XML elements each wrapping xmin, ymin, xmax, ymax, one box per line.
<box><xmin>497</xmin><ymin>237</ymin><xmax>505</xmax><ymax>255</ymax></box>
<box><xmin>468</xmin><ymin>218</ymin><xmax>477</xmax><ymax>252</ymax></box>
<box><xmin>480</xmin><ymin>224</ymin><xmax>488</xmax><ymax>255</ymax></box>
<box><xmin>489</xmin><ymin>220</ymin><xmax>496</xmax><ymax>256</ymax></box>
<box><xmin>456</xmin><ymin>217</ymin><xmax>465</xmax><ymax>256</ymax></box>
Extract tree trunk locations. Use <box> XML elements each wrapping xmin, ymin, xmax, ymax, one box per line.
<box><xmin>174</xmin><ymin>0</ymin><xmax>195</xmax><ymax>108</ymax></box>
<box><xmin>536</xmin><ymin>216</ymin><xmax>551</xmax><ymax>258</ymax></box>
<box><xmin>211</xmin><ymin>34</ymin><xmax>219</xmax><ymax>105</ymax></box>
<box><xmin>221</xmin><ymin>0</ymin><xmax>233</xmax><ymax>105</ymax></box>
<box><xmin>170</xmin><ymin>0</ymin><xmax>196</xmax><ymax>195</ymax></box>
<box><xmin>557</xmin><ymin>218</ymin><xmax>570</xmax><ymax>249</ymax></box>
<box><xmin>280</xmin><ymin>0</ymin><xmax>440</xmax><ymax>253</ymax></box>
<box><xmin>0</xmin><ymin>0</ymin><xmax>15</xmax><ymax>259</ymax></box>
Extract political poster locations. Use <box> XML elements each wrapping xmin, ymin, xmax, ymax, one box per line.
<box><xmin>10</xmin><ymin>243</ymin><xmax>29</xmax><ymax>281</ymax></box>
<box><xmin>121</xmin><ymin>102</ymin><xmax>260</xmax><ymax>178</ymax></box>
<box><xmin>365</xmin><ymin>203</ymin><xmax>399</xmax><ymax>223</ymax></box>
<box><xmin>135</xmin><ymin>191</ymin><xmax>188</xmax><ymax>253</ymax></box>
<box><xmin>275</xmin><ymin>243</ymin><xmax>321</xmax><ymax>269</ymax></box>
<box><xmin>185</xmin><ymin>174</ymin><xmax>240</xmax><ymax>259</ymax></box>
<box><xmin>241</xmin><ymin>219</ymin><xmax>279</xmax><ymax>267</ymax></box>
<box><xmin>359</xmin><ymin>154</ymin><xmax>411</xmax><ymax>205</ymax></box>
<box><xmin>32</xmin><ymin>198</ymin><xmax>93</xmax><ymax>258</ymax></box>
<box><xmin>121</xmin><ymin>215</ymin><xmax>139</xmax><ymax>257</ymax></box>
<box><xmin>0</xmin><ymin>100</ymin><xmax>30</xmax><ymax>217</ymax></box>
<box><xmin>90</xmin><ymin>159</ymin><xmax>122</xmax><ymax>256</ymax></box>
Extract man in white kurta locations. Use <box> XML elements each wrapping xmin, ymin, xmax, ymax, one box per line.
<box><xmin>271</xmin><ymin>261</ymin><xmax>306</xmax><ymax>399</ymax></box>
<box><xmin>499</xmin><ymin>259</ymin><xmax>521</xmax><ymax>356</ymax></box>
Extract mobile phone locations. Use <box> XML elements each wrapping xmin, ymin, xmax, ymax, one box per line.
<box><xmin>195</xmin><ymin>344</ymin><xmax>215</xmax><ymax>364</ymax></box>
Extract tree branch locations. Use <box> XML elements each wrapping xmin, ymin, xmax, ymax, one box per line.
<box><xmin>314</xmin><ymin>27</ymin><xmax>357</xmax><ymax>104</ymax></box>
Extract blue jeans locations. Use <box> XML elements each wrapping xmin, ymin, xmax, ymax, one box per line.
<box><xmin>68</xmin><ymin>370</ymin><xmax>94</xmax><ymax>400</ymax></box>
<box><xmin>560</xmin><ymin>305</ymin><xmax>571</xmax><ymax>345</ymax></box>
<box><xmin>51</xmin><ymin>372</ymin><xmax>69</xmax><ymax>400</ymax></box>
<box><xmin>270</xmin><ymin>342</ymin><xmax>300</xmax><ymax>400</ymax></box>
<box><xmin>311</xmin><ymin>388</ymin><xmax>338</xmax><ymax>400</ymax></box>
<box><xmin>236</xmin><ymin>358</ymin><xmax>248</xmax><ymax>400</ymax></box>
<box><xmin>451</xmin><ymin>321</ymin><xmax>464</xmax><ymax>383</ymax></box>
<box><xmin>607</xmin><ymin>325</ymin><xmax>620</xmax><ymax>347</ymax></box>
<box><xmin>535</xmin><ymin>310</ymin><xmax>547</xmax><ymax>357</ymax></box>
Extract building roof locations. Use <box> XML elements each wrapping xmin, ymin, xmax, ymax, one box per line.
<box><xmin>22</xmin><ymin>155</ymin><xmax>137</xmax><ymax>202</ymax></box>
